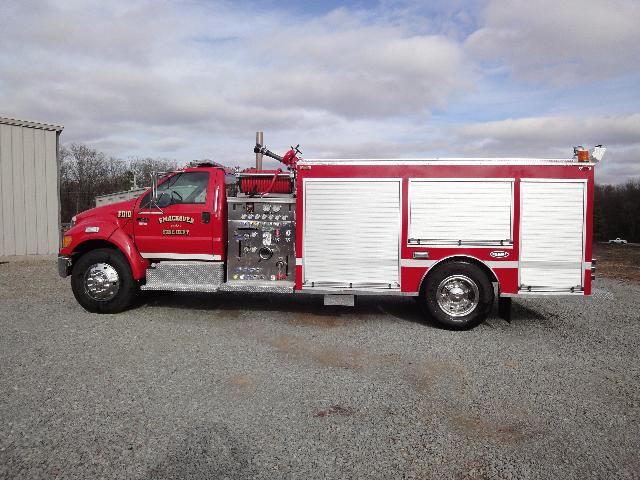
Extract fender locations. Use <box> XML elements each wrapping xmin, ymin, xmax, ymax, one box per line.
<box><xmin>63</xmin><ymin>220</ymin><xmax>149</xmax><ymax>280</ymax></box>
<box><xmin>417</xmin><ymin>254</ymin><xmax>517</xmax><ymax>294</ymax></box>
<box><xmin>63</xmin><ymin>219</ymin><xmax>118</xmax><ymax>253</ymax></box>
<box><xmin>107</xmin><ymin>228</ymin><xmax>150</xmax><ymax>280</ymax></box>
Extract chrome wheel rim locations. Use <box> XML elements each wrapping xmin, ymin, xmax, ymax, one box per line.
<box><xmin>436</xmin><ymin>274</ymin><xmax>479</xmax><ymax>317</ymax></box>
<box><xmin>84</xmin><ymin>263</ymin><xmax>120</xmax><ymax>301</ymax></box>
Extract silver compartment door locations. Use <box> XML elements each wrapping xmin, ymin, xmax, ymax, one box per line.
<box><xmin>519</xmin><ymin>181</ymin><xmax>586</xmax><ymax>291</ymax></box>
<box><xmin>409</xmin><ymin>180</ymin><xmax>513</xmax><ymax>245</ymax></box>
<box><xmin>303</xmin><ymin>179</ymin><xmax>401</xmax><ymax>289</ymax></box>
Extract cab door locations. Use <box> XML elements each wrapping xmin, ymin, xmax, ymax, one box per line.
<box><xmin>133</xmin><ymin>171</ymin><xmax>219</xmax><ymax>260</ymax></box>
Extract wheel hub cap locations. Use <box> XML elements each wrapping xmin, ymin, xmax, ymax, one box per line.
<box><xmin>84</xmin><ymin>263</ymin><xmax>120</xmax><ymax>301</ymax></box>
<box><xmin>436</xmin><ymin>274</ymin><xmax>479</xmax><ymax>317</ymax></box>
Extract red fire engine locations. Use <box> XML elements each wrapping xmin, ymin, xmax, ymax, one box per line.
<box><xmin>58</xmin><ymin>140</ymin><xmax>605</xmax><ymax>329</ymax></box>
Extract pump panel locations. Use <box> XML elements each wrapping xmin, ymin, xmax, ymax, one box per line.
<box><xmin>227</xmin><ymin>197</ymin><xmax>296</xmax><ymax>283</ymax></box>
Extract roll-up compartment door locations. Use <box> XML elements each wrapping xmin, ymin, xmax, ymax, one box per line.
<box><xmin>519</xmin><ymin>181</ymin><xmax>585</xmax><ymax>291</ymax></box>
<box><xmin>303</xmin><ymin>179</ymin><xmax>401</xmax><ymax>289</ymax></box>
<box><xmin>409</xmin><ymin>180</ymin><xmax>513</xmax><ymax>245</ymax></box>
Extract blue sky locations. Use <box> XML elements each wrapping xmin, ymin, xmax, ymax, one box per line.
<box><xmin>1</xmin><ymin>0</ymin><xmax>639</xmax><ymax>183</ymax></box>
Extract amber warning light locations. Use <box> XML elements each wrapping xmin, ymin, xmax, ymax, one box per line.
<box><xmin>574</xmin><ymin>145</ymin><xmax>606</xmax><ymax>163</ymax></box>
<box><xmin>575</xmin><ymin>146</ymin><xmax>589</xmax><ymax>162</ymax></box>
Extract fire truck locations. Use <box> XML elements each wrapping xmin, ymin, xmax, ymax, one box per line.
<box><xmin>58</xmin><ymin>139</ymin><xmax>605</xmax><ymax>329</ymax></box>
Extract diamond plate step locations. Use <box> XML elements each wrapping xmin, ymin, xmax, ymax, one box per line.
<box><xmin>218</xmin><ymin>280</ymin><xmax>295</xmax><ymax>294</ymax></box>
<box><xmin>141</xmin><ymin>261</ymin><xmax>224</xmax><ymax>292</ymax></box>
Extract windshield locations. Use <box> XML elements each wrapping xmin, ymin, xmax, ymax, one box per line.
<box><xmin>139</xmin><ymin>171</ymin><xmax>209</xmax><ymax>208</ymax></box>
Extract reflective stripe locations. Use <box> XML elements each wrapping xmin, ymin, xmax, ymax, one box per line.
<box><xmin>140</xmin><ymin>253</ymin><xmax>221</xmax><ymax>261</ymax></box>
<box><xmin>401</xmin><ymin>259</ymin><xmax>437</xmax><ymax>267</ymax></box>
<box><xmin>400</xmin><ymin>259</ymin><xmax>518</xmax><ymax>269</ymax></box>
<box><xmin>486</xmin><ymin>261</ymin><xmax>518</xmax><ymax>268</ymax></box>
<box><xmin>519</xmin><ymin>261</ymin><xmax>582</xmax><ymax>269</ymax></box>
<box><xmin>296</xmin><ymin>258</ymin><xmax>303</xmax><ymax>266</ymax></box>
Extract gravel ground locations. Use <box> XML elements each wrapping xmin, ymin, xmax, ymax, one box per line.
<box><xmin>0</xmin><ymin>259</ymin><xmax>639</xmax><ymax>480</ymax></box>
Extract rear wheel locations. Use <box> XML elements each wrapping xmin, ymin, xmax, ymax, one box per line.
<box><xmin>421</xmin><ymin>261</ymin><xmax>494</xmax><ymax>330</ymax></box>
<box><xmin>71</xmin><ymin>248</ymin><xmax>137</xmax><ymax>313</ymax></box>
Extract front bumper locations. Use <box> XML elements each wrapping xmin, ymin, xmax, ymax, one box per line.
<box><xmin>58</xmin><ymin>255</ymin><xmax>72</xmax><ymax>278</ymax></box>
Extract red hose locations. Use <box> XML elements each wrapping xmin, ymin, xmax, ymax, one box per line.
<box><xmin>263</xmin><ymin>168</ymin><xmax>283</xmax><ymax>195</ymax></box>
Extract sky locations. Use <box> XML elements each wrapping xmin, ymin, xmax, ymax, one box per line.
<box><xmin>0</xmin><ymin>0</ymin><xmax>639</xmax><ymax>184</ymax></box>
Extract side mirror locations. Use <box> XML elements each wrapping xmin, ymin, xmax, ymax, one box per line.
<box><xmin>157</xmin><ymin>191</ymin><xmax>172</xmax><ymax>208</ymax></box>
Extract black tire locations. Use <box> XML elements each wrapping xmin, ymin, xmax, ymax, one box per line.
<box><xmin>71</xmin><ymin>248</ymin><xmax>137</xmax><ymax>314</ymax></box>
<box><xmin>421</xmin><ymin>261</ymin><xmax>494</xmax><ymax>330</ymax></box>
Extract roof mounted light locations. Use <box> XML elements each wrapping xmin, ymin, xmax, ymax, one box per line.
<box><xmin>574</xmin><ymin>145</ymin><xmax>606</xmax><ymax>163</ymax></box>
<box><xmin>590</xmin><ymin>145</ymin><xmax>606</xmax><ymax>162</ymax></box>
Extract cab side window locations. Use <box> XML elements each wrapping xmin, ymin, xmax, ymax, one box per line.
<box><xmin>139</xmin><ymin>172</ymin><xmax>210</xmax><ymax>208</ymax></box>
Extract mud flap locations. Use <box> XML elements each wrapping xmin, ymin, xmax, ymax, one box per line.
<box><xmin>498</xmin><ymin>296</ymin><xmax>512</xmax><ymax>322</ymax></box>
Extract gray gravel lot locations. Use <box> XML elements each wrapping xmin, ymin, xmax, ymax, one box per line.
<box><xmin>1</xmin><ymin>258</ymin><xmax>639</xmax><ymax>479</ymax></box>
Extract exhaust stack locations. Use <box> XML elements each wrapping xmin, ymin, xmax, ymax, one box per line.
<box><xmin>256</xmin><ymin>131</ymin><xmax>264</xmax><ymax>169</ymax></box>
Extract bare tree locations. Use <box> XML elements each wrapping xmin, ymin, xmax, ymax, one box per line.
<box><xmin>594</xmin><ymin>179</ymin><xmax>640</xmax><ymax>242</ymax></box>
<box><xmin>59</xmin><ymin>144</ymin><xmax>178</xmax><ymax>222</ymax></box>
<box><xmin>127</xmin><ymin>157</ymin><xmax>179</xmax><ymax>189</ymax></box>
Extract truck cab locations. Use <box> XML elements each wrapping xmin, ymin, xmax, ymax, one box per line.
<box><xmin>58</xmin><ymin>165</ymin><xmax>230</xmax><ymax>312</ymax></box>
<box><xmin>133</xmin><ymin>167</ymin><xmax>226</xmax><ymax>262</ymax></box>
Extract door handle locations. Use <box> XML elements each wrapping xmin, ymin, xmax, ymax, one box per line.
<box><xmin>201</xmin><ymin>212</ymin><xmax>211</xmax><ymax>224</ymax></box>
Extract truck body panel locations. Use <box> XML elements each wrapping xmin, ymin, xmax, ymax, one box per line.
<box><xmin>295</xmin><ymin>160</ymin><xmax>594</xmax><ymax>296</ymax></box>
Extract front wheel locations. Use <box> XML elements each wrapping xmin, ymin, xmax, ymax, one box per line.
<box><xmin>71</xmin><ymin>248</ymin><xmax>137</xmax><ymax>313</ymax></box>
<box><xmin>421</xmin><ymin>261</ymin><xmax>494</xmax><ymax>330</ymax></box>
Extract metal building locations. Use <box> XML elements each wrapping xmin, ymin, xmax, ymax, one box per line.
<box><xmin>95</xmin><ymin>187</ymin><xmax>147</xmax><ymax>207</ymax></box>
<box><xmin>0</xmin><ymin>116</ymin><xmax>63</xmax><ymax>256</ymax></box>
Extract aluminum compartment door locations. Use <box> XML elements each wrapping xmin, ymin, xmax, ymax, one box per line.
<box><xmin>409</xmin><ymin>180</ymin><xmax>513</xmax><ymax>245</ymax></box>
<box><xmin>303</xmin><ymin>180</ymin><xmax>401</xmax><ymax>288</ymax></box>
<box><xmin>519</xmin><ymin>181</ymin><xmax>585</xmax><ymax>291</ymax></box>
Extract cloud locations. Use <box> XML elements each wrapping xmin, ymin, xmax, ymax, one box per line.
<box><xmin>0</xmin><ymin>0</ymin><xmax>638</xmax><ymax>183</ymax></box>
<box><xmin>449</xmin><ymin>114</ymin><xmax>640</xmax><ymax>184</ymax></box>
<box><xmin>153</xmin><ymin>137</ymin><xmax>189</xmax><ymax>153</ymax></box>
<box><xmin>455</xmin><ymin>114</ymin><xmax>640</xmax><ymax>148</ymax></box>
<box><xmin>244</xmin><ymin>25</ymin><xmax>470</xmax><ymax>118</ymax></box>
<box><xmin>0</xmin><ymin>1</ymin><xmax>469</xmax><ymax>144</ymax></box>
<box><xmin>466</xmin><ymin>0</ymin><xmax>640</xmax><ymax>84</ymax></box>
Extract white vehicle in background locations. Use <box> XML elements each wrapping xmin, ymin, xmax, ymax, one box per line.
<box><xmin>608</xmin><ymin>238</ymin><xmax>628</xmax><ymax>245</ymax></box>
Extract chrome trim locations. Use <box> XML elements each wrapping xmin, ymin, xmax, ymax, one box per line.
<box><xmin>219</xmin><ymin>280</ymin><xmax>295</xmax><ymax>294</ymax></box>
<box><xmin>400</xmin><ymin>258</ymin><xmax>518</xmax><ymax>269</ymax></box>
<box><xmin>140</xmin><ymin>253</ymin><xmax>221</xmax><ymax>261</ymax></box>
<box><xmin>486</xmin><ymin>261</ymin><xmax>519</xmax><ymax>268</ymax></box>
<box><xmin>84</xmin><ymin>263</ymin><xmax>120</xmax><ymax>301</ymax></box>
<box><xmin>299</xmin><ymin>159</ymin><xmax>595</xmax><ymax>166</ymax></box>
<box><xmin>57</xmin><ymin>255</ymin><xmax>71</xmax><ymax>278</ymax></box>
<box><xmin>516</xmin><ymin>287</ymin><xmax>584</xmax><ymax>297</ymax></box>
<box><xmin>298</xmin><ymin>287</ymin><xmax>416</xmax><ymax>296</ymax></box>
<box><xmin>401</xmin><ymin>259</ymin><xmax>437</xmax><ymax>268</ymax></box>
<box><xmin>436</xmin><ymin>274</ymin><xmax>480</xmax><ymax>317</ymax></box>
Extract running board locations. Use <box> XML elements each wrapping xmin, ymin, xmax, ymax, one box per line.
<box><xmin>218</xmin><ymin>280</ymin><xmax>295</xmax><ymax>294</ymax></box>
<box><xmin>141</xmin><ymin>261</ymin><xmax>224</xmax><ymax>292</ymax></box>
